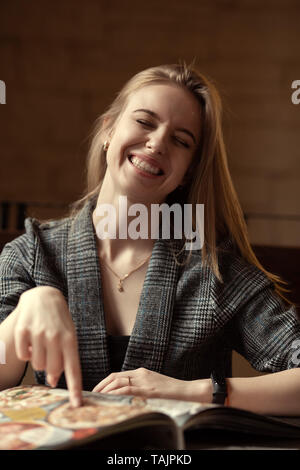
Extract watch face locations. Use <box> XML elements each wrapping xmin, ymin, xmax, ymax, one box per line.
<box><xmin>211</xmin><ymin>370</ymin><xmax>226</xmax><ymax>385</ymax></box>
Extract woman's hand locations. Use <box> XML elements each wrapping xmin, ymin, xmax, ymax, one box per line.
<box><xmin>92</xmin><ymin>367</ymin><xmax>212</xmax><ymax>403</ymax></box>
<box><xmin>14</xmin><ymin>286</ymin><xmax>82</xmax><ymax>407</ymax></box>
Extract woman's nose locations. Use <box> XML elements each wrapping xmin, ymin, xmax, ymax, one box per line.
<box><xmin>146</xmin><ymin>129</ymin><xmax>167</xmax><ymax>155</ymax></box>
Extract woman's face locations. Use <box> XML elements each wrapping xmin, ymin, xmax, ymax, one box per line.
<box><xmin>105</xmin><ymin>83</ymin><xmax>201</xmax><ymax>203</ymax></box>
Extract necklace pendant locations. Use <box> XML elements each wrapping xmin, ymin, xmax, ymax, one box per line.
<box><xmin>117</xmin><ymin>280</ymin><xmax>124</xmax><ymax>292</ymax></box>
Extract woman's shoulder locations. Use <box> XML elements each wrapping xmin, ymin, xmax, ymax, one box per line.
<box><xmin>1</xmin><ymin>216</ymin><xmax>71</xmax><ymax>261</ymax></box>
<box><xmin>216</xmin><ymin>237</ymin><xmax>272</xmax><ymax>289</ymax></box>
<box><xmin>16</xmin><ymin>199</ymin><xmax>94</xmax><ymax>251</ymax></box>
<box><xmin>24</xmin><ymin>214</ymin><xmax>72</xmax><ymax>239</ymax></box>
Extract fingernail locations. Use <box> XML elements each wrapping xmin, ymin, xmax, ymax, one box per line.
<box><xmin>47</xmin><ymin>375</ymin><xmax>57</xmax><ymax>388</ymax></box>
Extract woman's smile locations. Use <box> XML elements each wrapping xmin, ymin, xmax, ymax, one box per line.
<box><xmin>128</xmin><ymin>154</ymin><xmax>164</xmax><ymax>178</ymax></box>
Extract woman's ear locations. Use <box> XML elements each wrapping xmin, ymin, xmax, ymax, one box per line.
<box><xmin>101</xmin><ymin>116</ymin><xmax>114</xmax><ymax>140</ymax></box>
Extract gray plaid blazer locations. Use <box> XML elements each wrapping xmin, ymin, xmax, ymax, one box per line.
<box><xmin>1</xmin><ymin>199</ymin><xmax>299</xmax><ymax>391</ymax></box>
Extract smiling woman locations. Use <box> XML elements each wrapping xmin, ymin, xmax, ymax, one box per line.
<box><xmin>0</xmin><ymin>63</ymin><xmax>300</xmax><ymax>416</ymax></box>
<box><xmin>99</xmin><ymin>83</ymin><xmax>200</xmax><ymax>208</ymax></box>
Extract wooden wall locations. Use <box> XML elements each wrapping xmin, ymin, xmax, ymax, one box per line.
<box><xmin>0</xmin><ymin>0</ymin><xmax>299</xmax><ymax>246</ymax></box>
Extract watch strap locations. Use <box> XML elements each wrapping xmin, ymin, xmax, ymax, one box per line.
<box><xmin>210</xmin><ymin>370</ymin><xmax>227</xmax><ymax>405</ymax></box>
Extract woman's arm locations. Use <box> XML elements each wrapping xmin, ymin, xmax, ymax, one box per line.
<box><xmin>0</xmin><ymin>286</ymin><xmax>83</xmax><ymax>407</ymax></box>
<box><xmin>225</xmin><ymin>368</ymin><xmax>300</xmax><ymax>415</ymax></box>
<box><xmin>0</xmin><ymin>306</ymin><xmax>27</xmax><ymax>390</ymax></box>
<box><xmin>0</xmin><ymin>240</ymin><xmax>82</xmax><ymax>406</ymax></box>
<box><xmin>0</xmin><ymin>239</ymin><xmax>35</xmax><ymax>390</ymax></box>
<box><xmin>93</xmin><ymin>367</ymin><xmax>300</xmax><ymax>416</ymax></box>
<box><xmin>188</xmin><ymin>368</ymin><xmax>300</xmax><ymax>416</ymax></box>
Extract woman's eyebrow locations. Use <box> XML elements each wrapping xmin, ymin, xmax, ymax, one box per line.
<box><xmin>133</xmin><ymin>108</ymin><xmax>197</xmax><ymax>144</ymax></box>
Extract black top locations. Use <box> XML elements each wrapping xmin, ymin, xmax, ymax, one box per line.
<box><xmin>107</xmin><ymin>335</ymin><xmax>130</xmax><ymax>372</ymax></box>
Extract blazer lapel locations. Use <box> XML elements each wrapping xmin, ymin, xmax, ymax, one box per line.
<box><xmin>66</xmin><ymin>200</ymin><xmax>110</xmax><ymax>388</ymax></box>
<box><xmin>122</xmin><ymin>239</ymin><xmax>182</xmax><ymax>373</ymax></box>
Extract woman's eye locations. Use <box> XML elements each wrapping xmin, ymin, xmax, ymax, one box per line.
<box><xmin>136</xmin><ymin>119</ymin><xmax>153</xmax><ymax>128</ymax></box>
<box><xmin>174</xmin><ymin>137</ymin><xmax>189</xmax><ymax>148</ymax></box>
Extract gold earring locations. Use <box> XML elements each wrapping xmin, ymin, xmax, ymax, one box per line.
<box><xmin>103</xmin><ymin>141</ymin><xmax>110</xmax><ymax>152</ymax></box>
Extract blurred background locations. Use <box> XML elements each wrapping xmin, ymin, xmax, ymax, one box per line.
<box><xmin>0</xmin><ymin>0</ymin><xmax>299</xmax><ymax>379</ymax></box>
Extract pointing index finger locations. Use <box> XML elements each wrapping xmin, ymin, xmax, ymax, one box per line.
<box><xmin>63</xmin><ymin>337</ymin><xmax>83</xmax><ymax>407</ymax></box>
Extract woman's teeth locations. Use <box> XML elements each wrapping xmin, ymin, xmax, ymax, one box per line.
<box><xmin>130</xmin><ymin>155</ymin><xmax>162</xmax><ymax>175</ymax></box>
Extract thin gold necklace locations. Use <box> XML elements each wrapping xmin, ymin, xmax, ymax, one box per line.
<box><xmin>101</xmin><ymin>254</ymin><xmax>151</xmax><ymax>292</ymax></box>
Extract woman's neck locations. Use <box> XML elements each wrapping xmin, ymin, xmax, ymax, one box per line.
<box><xmin>92</xmin><ymin>183</ymin><xmax>157</xmax><ymax>263</ymax></box>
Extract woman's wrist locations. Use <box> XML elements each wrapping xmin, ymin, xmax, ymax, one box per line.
<box><xmin>183</xmin><ymin>378</ymin><xmax>213</xmax><ymax>403</ymax></box>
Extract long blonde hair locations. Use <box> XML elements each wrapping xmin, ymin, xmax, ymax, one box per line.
<box><xmin>72</xmin><ymin>63</ymin><xmax>290</xmax><ymax>302</ymax></box>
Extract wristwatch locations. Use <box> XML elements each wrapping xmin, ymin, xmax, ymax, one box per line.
<box><xmin>210</xmin><ymin>370</ymin><xmax>227</xmax><ymax>405</ymax></box>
